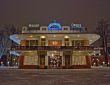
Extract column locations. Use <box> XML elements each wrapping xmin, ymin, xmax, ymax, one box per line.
<box><xmin>36</xmin><ymin>55</ymin><xmax>38</xmax><ymax>65</ymax></box>
<box><xmin>45</xmin><ymin>56</ymin><xmax>48</xmax><ymax>66</ymax></box>
<box><xmin>45</xmin><ymin>38</ymin><xmax>48</xmax><ymax>46</ymax></box>
<box><xmin>62</xmin><ymin>38</ymin><xmax>64</xmax><ymax>46</ymax></box>
<box><xmin>61</xmin><ymin>51</ymin><xmax>65</xmax><ymax>66</ymax></box>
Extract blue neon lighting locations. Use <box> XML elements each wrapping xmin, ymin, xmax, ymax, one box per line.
<box><xmin>48</xmin><ymin>20</ymin><xmax>62</xmax><ymax>30</ymax></box>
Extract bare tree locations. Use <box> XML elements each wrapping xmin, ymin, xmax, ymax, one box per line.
<box><xmin>96</xmin><ymin>19</ymin><xmax>109</xmax><ymax>66</ymax></box>
<box><xmin>0</xmin><ymin>25</ymin><xmax>17</xmax><ymax>59</ymax></box>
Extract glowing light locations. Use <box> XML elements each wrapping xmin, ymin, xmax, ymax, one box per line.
<box><xmin>29</xmin><ymin>51</ymin><xmax>32</xmax><ymax>53</ymax></box>
<box><xmin>93</xmin><ymin>63</ymin><xmax>96</xmax><ymax>65</ymax></box>
<box><xmin>48</xmin><ymin>20</ymin><xmax>62</xmax><ymax>30</ymax></box>
<box><xmin>64</xmin><ymin>36</ymin><xmax>69</xmax><ymax>38</ymax></box>
<box><xmin>40</xmin><ymin>36</ymin><xmax>45</xmax><ymax>38</ymax></box>
<box><xmin>97</xmin><ymin>59</ymin><xmax>99</xmax><ymax>61</ymax></box>
<box><xmin>29</xmin><ymin>35</ymin><xmax>33</xmax><ymax>37</ymax></box>
<box><xmin>52</xmin><ymin>54</ymin><xmax>54</xmax><ymax>57</ymax></box>
<box><xmin>103</xmin><ymin>62</ymin><xmax>105</xmax><ymax>64</ymax></box>
<box><xmin>13</xmin><ymin>59</ymin><xmax>16</xmax><ymax>61</ymax></box>
<box><xmin>77</xmin><ymin>35</ymin><xmax>80</xmax><ymax>37</ymax></box>
<box><xmin>99</xmin><ymin>53</ymin><xmax>101</xmax><ymax>56</ymax></box>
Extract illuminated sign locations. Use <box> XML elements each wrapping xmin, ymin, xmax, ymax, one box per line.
<box><xmin>70</xmin><ymin>23</ymin><xmax>85</xmax><ymax>32</ymax></box>
<box><xmin>48</xmin><ymin>20</ymin><xmax>62</xmax><ymax>30</ymax></box>
<box><xmin>28</xmin><ymin>24</ymin><xmax>40</xmax><ymax>30</ymax></box>
<box><xmin>28</xmin><ymin>24</ymin><xmax>39</xmax><ymax>28</ymax></box>
<box><xmin>71</xmin><ymin>23</ymin><xmax>82</xmax><ymax>28</ymax></box>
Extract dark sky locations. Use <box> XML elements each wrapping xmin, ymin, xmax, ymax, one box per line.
<box><xmin>0</xmin><ymin>0</ymin><xmax>110</xmax><ymax>31</ymax></box>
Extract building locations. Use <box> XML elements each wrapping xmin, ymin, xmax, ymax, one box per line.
<box><xmin>10</xmin><ymin>20</ymin><xmax>100</xmax><ymax>69</ymax></box>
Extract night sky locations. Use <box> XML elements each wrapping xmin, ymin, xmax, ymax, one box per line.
<box><xmin>0</xmin><ymin>0</ymin><xmax>110</xmax><ymax>31</ymax></box>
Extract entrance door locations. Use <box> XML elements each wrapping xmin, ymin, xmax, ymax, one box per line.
<box><xmin>39</xmin><ymin>55</ymin><xmax>45</xmax><ymax>68</ymax></box>
<box><xmin>65</xmin><ymin>55</ymin><xmax>71</xmax><ymax>68</ymax></box>
<box><xmin>49</xmin><ymin>55</ymin><xmax>62</xmax><ymax>69</ymax></box>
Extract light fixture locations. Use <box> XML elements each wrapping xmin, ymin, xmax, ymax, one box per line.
<box><xmin>52</xmin><ymin>54</ymin><xmax>54</xmax><ymax>57</ymax></box>
<box><xmin>103</xmin><ymin>62</ymin><xmax>105</xmax><ymax>64</ymax></box>
<box><xmin>97</xmin><ymin>59</ymin><xmax>99</xmax><ymax>61</ymax></box>
<box><xmin>93</xmin><ymin>63</ymin><xmax>96</xmax><ymax>65</ymax></box>
<box><xmin>64</xmin><ymin>36</ymin><xmax>69</xmax><ymax>38</ymax></box>
<box><xmin>40</xmin><ymin>36</ymin><xmax>45</xmax><ymax>38</ymax></box>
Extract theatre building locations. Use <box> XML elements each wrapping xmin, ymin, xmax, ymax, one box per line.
<box><xmin>10</xmin><ymin>20</ymin><xmax>100</xmax><ymax>69</ymax></box>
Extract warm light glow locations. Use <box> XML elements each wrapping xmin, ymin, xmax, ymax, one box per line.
<box><xmin>93</xmin><ymin>63</ymin><xmax>96</xmax><ymax>65</ymax></box>
<box><xmin>77</xmin><ymin>35</ymin><xmax>80</xmax><ymax>37</ymax></box>
<box><xmin>48</xmin><ymin>40</ymin><xmax>62</xmax><ymax>46</ymax></box>
<box><xmin>78</xmin><ymin>51</ymin><xmax>81</xmax><ymax>52</ymax></box>
<box><xmin>29</xmin><ymin>35</ymin><xmax>33</xmax><ymax>37</ymax></box>
<box><xmin>54</xmin><ymin>51</ymin><xmax>57</xmax><ymax>53</ymax></box>
<box><xmin>64</xmin><ymin>36</ymin><xmax>69</xmax><ymax>38</ymax></box>
<box><xmin>29</xmin><ymin>51</ymin><xmax>32</xmax><ymax>52</ymax></box>
<box><xmin>1</xmin><ymin>62</ymin><xmax>3</xmax><ymax>64</ymax></box>
<box><xmin>103</xmin><ymin>62</ymin><xmax>105</xmax><ymax>64</ymax></box>
<box><xmin>53</xmin><ymin>35</ymin><xmax>56</xmax><ymax>37</ymax></box>
<box><xmin>13</xmin><ymin>59</ymin><xmax>16</xmax><ymax>61</ymax></box>
<box><xmin>97</xmin><ymin>59</ymin><xmax>99</xmax><ymax>61</ymax></box>
<box><xmin>52</xmin><ymin>54</ymin><xmax>54</xmax><ymax>57</ymax></box>
<box><xmin>40</xmin><ymin>36</ymin><xmax>45</xmax><ymax>38</ymax></box>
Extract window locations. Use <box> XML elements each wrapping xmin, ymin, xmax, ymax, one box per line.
<box><xmin>41</xmin><ymin>38</ymin><xmax>46</xmax><ymax>46</ymax></box>
<box><xmin>20</xmin><ymin>40</ymin><xmax>29</xmax><ymax>46</ymax></box>
<box><xmin>72</xmin><ymin>40</ymin><xmax>85</xmax><ymax>46</ymax></box>
<box><xmin>29</xmin><ymin>40</ymin><xmax>38</xmax><ymax>46</ymax></box>
<box><xmin>64</xmin><ymin>28</ymin><xmax>68</xmax><ymax>30</ymax></box>
<box><xmin>41</xmin><ymin>42</ymin><xmax>45</xmax><ymax>46</ymax></box>
<box><xmin>36</xmin><ymin>28</ymin><xmax>40</xmax><ymax>30</ymax></box>
<box><xmin>42</xmin><ymin>28</ymin><xmax>46</xmax><ymax>31</ymax></box>
<box><xmin>64</xmin><ymin>38</ymin><xmax>69</xmax><ymax>46</ymax></box>
<box><xmin>48</xmin><ymin>40</ymin><xmax>62</xmax><ymax>46</ymax></box>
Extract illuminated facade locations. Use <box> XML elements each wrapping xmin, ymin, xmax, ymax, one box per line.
<box><xmin>10</xmin><ymin>20</ymin><xmax>100</xmax><ymax>69</ymax></box>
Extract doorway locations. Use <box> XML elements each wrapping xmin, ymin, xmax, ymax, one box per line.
<box><xmin>65</xmin><ymin>55</ymin><xmax>71</xmax><ymax>68</ymax></box>
<box><xmin>48</xmin><ymin>51</ymin><xmax>62</xmax><ymax>69</ymax></box>
<box><xmin>39</xmin><ymin>55</ymin><xmax>45</xmax><ymax>68</ymax></box>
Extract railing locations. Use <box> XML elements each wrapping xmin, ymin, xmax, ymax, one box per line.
<box><xmin>12</xmin><ymin>46</ymin><xmax>94</xmax><ymax>51</ymax></box>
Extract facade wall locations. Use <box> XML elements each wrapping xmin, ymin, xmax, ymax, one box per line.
<box><xmin>18</xmin><ymin>50</ymin><xmax>91</xmax><ymax>69</ymax></box>
<box><xmin>20</xmin><ymin>38</ymin><xmax>89</xmax><ymax>47</ymax></box>
<box><xmin>10</xmin><ymin>21</ymin><xmax>101</xmax><ymax>69</ymax></box>
<box><xmin>17</xmin><ymin>34</ymin><xmax>93</xmax><ymax>69</ymax></box>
